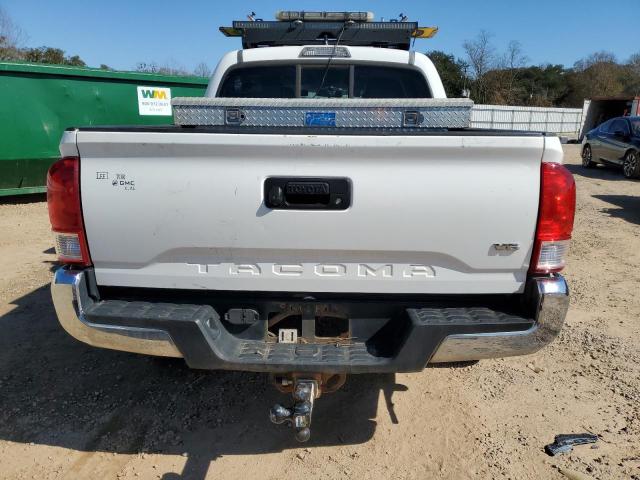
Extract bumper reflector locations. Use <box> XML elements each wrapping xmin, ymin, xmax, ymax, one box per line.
<box><xmin>54</xmin><ymin>232</ymin><xmax>83</xmax><ymax>262</ymax></box>
<box><xmin>536</xmin><ymin>240</ymin><xmax>570</xmax><ymax>273</ymax></box>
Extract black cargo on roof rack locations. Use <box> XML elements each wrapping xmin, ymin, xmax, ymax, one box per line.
<box><xmin>220</xmin><ymin>20</ymin><xmax>419</xmax><ymax>50</ymax></box>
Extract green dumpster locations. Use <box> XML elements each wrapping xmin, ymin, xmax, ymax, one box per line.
<box><xmin>0</xmin><ymin>62</ymin><xmax>208</xmax><ymax>196</ymax></box>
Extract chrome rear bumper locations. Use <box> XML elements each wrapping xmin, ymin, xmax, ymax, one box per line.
<box><xmin>51</xmin><ymin>267</ymin><xmax>182</xmax><ymax>358</ymax></box>
<box><xmin>429</xmin><ymin>276</ymin><xmax>568</xmax><ymax>362</ymax></box>
<box><xmin>51</xmin><ymin>267</ymin><xmax>568</xmax><ymax>366</ymax></box>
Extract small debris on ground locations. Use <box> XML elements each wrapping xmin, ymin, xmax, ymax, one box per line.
<box><xmin>526</xmin><ymin>362</ymin><xmax>544</xmax><ymax>374</ymax></box>
<box><xmin>544</xmin><ymin>433</ymin><xmax>598</xmax><ymax>456</ymax></box>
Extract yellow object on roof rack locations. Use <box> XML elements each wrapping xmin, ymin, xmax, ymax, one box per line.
<box><xmin>412</xmin><ymin>27</ymin><xmax>439</xmax><ymax>39</ymax></box>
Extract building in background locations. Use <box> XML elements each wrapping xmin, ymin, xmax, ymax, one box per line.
<box><xmin>580</xmin><ymin>96</ymin><xmax>640</xmax><ymax>141</ymax></box>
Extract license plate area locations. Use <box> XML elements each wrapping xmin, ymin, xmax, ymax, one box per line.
<box><xmin>264</xmin><ymin>177</ymin><xmax>351</xmax><ymax>210</ymax></box>
<box><xmin>268</xmin><ymin>309</ymin><xmax>352</xmax><ymax>345</ymax></box>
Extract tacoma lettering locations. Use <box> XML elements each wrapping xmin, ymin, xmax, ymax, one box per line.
<box><xmin>188</xmin><ymin>263</ymin><xmax>436</xmax><ymax>279</ymax></box>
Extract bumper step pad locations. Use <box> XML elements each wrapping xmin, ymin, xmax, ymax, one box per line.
<box><xmin>408</xmin><ymin>307</ymin><xmax>532</xmax><ymax>328</ymax></box>
<box><xmin>83</xmin><ymin>299</ymin><xmax>534</xmax><ymax>373</ymax></box>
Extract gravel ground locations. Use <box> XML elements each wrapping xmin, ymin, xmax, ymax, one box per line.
<box><xmin>0</xmin><ymin>145</ymin><xmax>638</xmax><ymax>480</ymax></box>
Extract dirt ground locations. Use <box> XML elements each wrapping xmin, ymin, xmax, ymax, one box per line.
<box><xmin>0</xmin><ymin>144</ymin><xmax>638</xmax><ymax>480</ymax></box>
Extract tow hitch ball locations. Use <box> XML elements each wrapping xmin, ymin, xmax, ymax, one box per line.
<box><xmin>270</xmin><ymin>379</ymin><xmax>318</xmax><ymax>442</ymax></box>
<box><xmin>269</xmin><ymin>373</ymin><xmax>346</xmax><ymax>442</ymax></box>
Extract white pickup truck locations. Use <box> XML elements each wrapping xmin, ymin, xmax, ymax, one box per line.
<box><xmin>48</xmin><ymin>12</ymin><xmax>575</xmax><ymax>441</ymax></box>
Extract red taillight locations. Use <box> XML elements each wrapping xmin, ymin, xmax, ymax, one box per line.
<box><xmin>530</xmin><ymin>162</ymin><xmax>576</xmax><ymax>274</ymax></box>
<box><xmin>47</xmin><ymin>156</ymin><xmax>92</xmax><ymax>266</ymax></box>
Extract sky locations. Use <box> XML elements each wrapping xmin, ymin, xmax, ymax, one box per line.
<box><xmin>2</xmin><ymin>0</ymin><xmax>639</xmax><ymax>73</ymax></box>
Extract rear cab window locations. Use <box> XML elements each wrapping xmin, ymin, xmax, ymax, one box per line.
<box><xmin>218</xmin><ymin>64</ymin><xmax>432</xmax><ymax>98</ymax></box>
<box><xmin>300</xmin><ymin>66</ymin><xmax>349</xmax><ymax>98</ymax></box>
<box><xmin>218</xmin><ymin>65</ymin><xmax>296</xmax><ymax>98</ymax></box>
<box><xmin>354</xmin><ymin>66</ymin><xmax>430</xmax><ymax>98</ymax></box>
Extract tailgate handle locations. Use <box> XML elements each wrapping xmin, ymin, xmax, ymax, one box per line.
<box><xmin>264</xmin><ymin>178</ymin><xmax>350</xmax><ymax>210</ymax></box>
<box><xmin>285</xmin><ymin>182</ymin><xmax>330</xmax><ymax>205</ymax></box>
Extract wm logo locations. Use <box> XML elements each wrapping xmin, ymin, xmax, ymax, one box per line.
<box><xmin>140</xmin><ymin>89</ymin><xmax>167</xmax><ymax>99</ymax></box>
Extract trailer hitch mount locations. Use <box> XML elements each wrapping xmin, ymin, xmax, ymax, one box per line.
<box><xmin>270</xmin><ymin>378</ymin><xmax>319</xmax><ymax>442</ymax></box>
<box><xmin>269</xmin><ymin>373</ymin><xmax>346</xmax><ymax>441</ymax></box>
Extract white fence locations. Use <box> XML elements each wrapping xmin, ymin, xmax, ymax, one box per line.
<box><xmin>471</xmin><ymin>104</ymin><xmax>583</xmax><ymax>134</ymax></box>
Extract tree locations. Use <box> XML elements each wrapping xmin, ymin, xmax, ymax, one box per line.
<box><xmin>0</xmin><ymin>8</ymin><xmax>88</xmax><ymax>67</ymax></box>
<box><xmin>0</xmin><ymin>6</ymin><xmax>26</xmax><ymax>61</ymax></box>
<box><xmin>66</xmin><ymin>54</ymin><xmax>85</xmax><ymax>67</ymax></box>
<box><xmin>22</xmin><ymin>46</ymin><xmax>86</xmax><ymax>66</ymax></box>
<box><xmin>463</xmin><ymin>37</ymin><xmax>530</xmax><ymax>105</ymax></box>
<box><xmin>23</xmin><ymin>46</ymin><xmax>65</xmax><ymax>64</ymax></box>
<box><xmin>193</xmin><ymin>62</ymin><xmax>211</xmax><ymax>77</ymax></box>
<box><xmin>426</xmin><ymin>50</ymin><xmax>466</xmax><ymax>97</ymax></box>
<box><xmin>517</xmin><ymin>64</ymin><xmax>569</xmax><ymax>107</ymax></box>
<box><xmin>562</xmin><ymin>51</ymin><xmax>625</xmax><ymax>106</ymax></box>
<box><xmin>136</xmin><ymin>62</ymin><xmax>159</xmax><ymax>73</ymax></box>
<box><xmin>574</xmin><ymin>51</ymin><xmax>617</xmax><ymax>71</ymax></box>
<box><xmin>136</xmin><ymin>61</ymin><xmax>189</xmax><ymax>76</ymax></box>
<box><xmin>628</xmin><ymin>52</ymin><xmax>640</xmax><ymax>76</ymax></box>
<box><xmin>623</xmin><ymin>52</ymin><xmax>640</xmax><ymax>96</ymax></box>
<box><xmin>462</xmin><ymin>30</ymin><xmax>495</xmax><ymax>103</ymax></box>
<box><xmin>495</xmin><ymin>41</ymin><xmax>528</xmax><ymax>104</ymax></box>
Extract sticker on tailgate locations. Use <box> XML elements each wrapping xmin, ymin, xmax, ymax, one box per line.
<box><xmin>305</xmin><ymin>112</ymin><xmax>336</xmax><ymax>127</ymax></box>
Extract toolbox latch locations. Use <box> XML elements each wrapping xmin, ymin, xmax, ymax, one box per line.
<box><xmin>402</xmin><ymin>110</ymin><xmax>424</xmax><ymax>127</ymax></box>
<box><xmin>225</xmin><ymin>107</ymin><xmax>246</xmax><ymax>125</ymax></box>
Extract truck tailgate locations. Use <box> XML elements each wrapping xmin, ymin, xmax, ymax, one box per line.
<box><xmin>75</xmin><ymin>130</ymin><xmax>547</xmax><ymax>294</ymax></box>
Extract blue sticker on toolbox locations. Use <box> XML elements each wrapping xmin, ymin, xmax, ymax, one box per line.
<box><xmin>305</xmin><ymin>112</ymin><xmax>336</xmax><ymax>127</ymax></box>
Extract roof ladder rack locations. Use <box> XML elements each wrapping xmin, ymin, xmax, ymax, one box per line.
<box><xmin>219</xmin><ymin>11</ymin><xmax>438</xmax><ymax>50</ymax></box>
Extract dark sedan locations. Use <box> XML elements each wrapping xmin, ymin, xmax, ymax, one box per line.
<box><xmin>582</xmin><ymin>116</ymin><xmax>640</xmax><ymax>178</ymax></box>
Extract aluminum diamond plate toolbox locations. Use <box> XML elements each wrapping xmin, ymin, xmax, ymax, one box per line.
<box><xmin>172</xmin><ymin>97</ymin><xmax>473</xmax><ymax>129</ymax></box>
